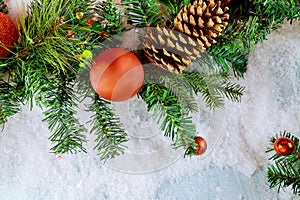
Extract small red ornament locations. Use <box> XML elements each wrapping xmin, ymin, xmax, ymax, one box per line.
<box><xmin>195</xmin><ymin>136</ymin><xmax>207</xmax><ymax>155</ymax></box>
<box><xmin>274</xmin><ymin>137</ymin><xmax>294</xmax><ymax>156</ymax></box>
<box><xmin>0</xmin><ymin>12</ymin><xmax>19</xmax><ymax>58</ymax></box>
<box><xmin>90</xmin><ymin>48</ymin><xmax>144</xmax><ymax>101</ymax></box>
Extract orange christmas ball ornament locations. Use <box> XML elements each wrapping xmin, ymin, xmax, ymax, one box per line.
<box><xmin>90</xmin><ymin>48</ymin><xmax>144</xmax><ymax>101</ymax></box>
<box><xmin>274</xmin><ymin>137</ymin><xmax>294</xmax><ymax>156</ymax></box>
<box><xmin>195</xmin><ymin>136</ymin><xmax>207</xmax><ymax>156</ymax></box>
<box><xmin>0</xmin><ymin>12</ymin><xmax>19</xmax><ymax>58</ymax></box>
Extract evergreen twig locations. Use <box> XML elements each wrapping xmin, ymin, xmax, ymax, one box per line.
<box><xmin>0</xmin><ymin>80</ymin><xmax>20</xmax><ymax>130</ymax></box>
<box><xmin>157</xmin><ymin>0</ymin><xmax>190</xmax><ymax>22</ymax></box>
<box><xmin>88</xmin><ymin>94</ymin><xmax>128</xmax><ymax>161</ymax></box>
<box><xmin>159</xmin><ymin>73</ymin><xmax>198</xmax><ymax>114</ymax></box>
<box><xmin>92</xmin><ymin>0</ymin><xmax>125</xmax><ymax>35</ymax></box>
<box><xmin>139</xmin><ymin>83</ymin><xmax>198</xmax><ymax>156</ymax></box>
<box><xmin>183</xmin><ymin>70</ymin><xmax>245</xmax><ymax>110</ymax></box>
<box><xmin>123</xmin><ymin>0</ymin><xmax>164</xmax><ymax>27</ymax></box>
<box><xmin>266</xmin><ymin>131</ymin><xmax>300</xmax><ymax>195</ymax></box>
<box><xmin>76</xmin><ymin>65</ymin><xmax>128</xmax><ymax>161</ymax></box>
<box><xmin>43</xmin><ymin>72</ymin><xmax>87</xmax><ymax>154</ymax></box>
<box><xmin>209</xmin><ymin>0</ymin><xmax>300</xmax><ymax>77</ymax></box>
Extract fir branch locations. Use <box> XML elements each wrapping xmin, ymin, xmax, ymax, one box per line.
<box><xmin>183</xmin><ymin>70</ymin><xmax>245</xmax><ymax>110</ymax></box>
<box><xmin>76</xmin><ymin>65</ymin><xmax>128</xmax><ymax>161</ymax></box>
<box><xmin>159</xmin><ymin>73</ymin><xmax>198</xmax><ymax>114</ymax></box>
<box><xmin>143</xmin><ymin>64</ymin><xmax>198</xmax><ymax>113</ymax></box>
<box><xmin>210</xmin><ymin>0</ymin><xmax>300</xmax><ymax>77</ymax></box>
<box><xmin>266</xmin><ymin>131</ymin><xmax>300</xmax><ymax>195</ymax></box>
<box><xmin>88</xmin><ymin>94</ymin><xmax>128</xmax><ymax>161</ymax></box>
<box><xmin>17</xmin><ymin>0</ymin><xmax>88</xmax><ymax>74</ymax></box>
<box><xmin>43</xmin><ymin>72</ymin><xmax>87</xmax><ymax>154</ymax></box>
<box><xmin>92</xmin><ymin>0</ymin><xmax>125</xmax><ymax>35</ymax></box>
<box><xmin>123</xmin><ymin>0</ymin><xmax>164</xmax><ymax>27</ymax></box>
<box><xmin>267</xmin><ymin>161</ymin><xmax>300</xmax><ymax>195</ymax></box>
<box><xmin>11</xmin><ymin>61</ymin><xmax>50</xmax><ymax>109</ymax></box>
<box><xmin>0</xmin><ymin>80</ymin><xmax>20</xmax><ymax>129</ymax></box>
<box><xmin>208</xmin><ymin>38</ymin><xmax>250</xmax><ymax>77</ymax></box>
<box><xmin>157</xmin><ymin>0</ymin><xmax>190</xmax><ymax>22</ymax></box>
<box><xmin>139</xmin><ymin>83</ymin><xmax>198</xmax><ymax>156</ymax></box>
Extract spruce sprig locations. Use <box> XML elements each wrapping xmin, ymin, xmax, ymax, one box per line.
<box><xmin>266</xmin><ymin>131</ymin><xmax>300</xmax><ymax>195</ymax></box>
<box><xmin>0</xmin><ymin>80</ymin><xmax>20</xmax><ymax>130</ymax></box>
<box><xmin>183</xmin><ymin>70</ymin><xmax>245</xmax><ymax>110</ymax></box>
<box><xmin>88</xmin><ymin>94</ymin><xmax>128</xmax><ymax>161</ymax></box>
<box><xmin>209</xmin><ymin>0</ymin><xmax>300</xmax><ymax>77</ymax></box>
<box><xmin>18</xmin><ymin>0</ymin><xmax>82</xmax><ymax>74</ymax></box>
<box><xmin>139</xmin><ymin>83</ymin><xmax>198</xmax><ymax>156</ymax></box>
<box><xmin>158</xmin><ymin>0</ymin><xmax>190</xmax><ymax>22</ymax></box>
<box><xmin>43</xmin><ymin>72</ymin><xmax>87</xmax><ymax>154</ymax></box>
<box><xmin>159</xmin><ymin>74</ymin><xmax>198</xmax><ymax>114</ymax></box>
<box><xmin>92</xmin><ymin>0</ymin><xmax>125</xmax><ymax>35</ymax></box>
<box><xmin>123</xmin><ymin>0</ymin><xmax>164</xmax><ymax>27</ymax></box>
<box><xmin>76</xmin><ymin>65</ymin><xmax>128</xmax><ymax>161</ymax></box>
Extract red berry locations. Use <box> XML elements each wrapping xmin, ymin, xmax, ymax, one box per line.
<box><xmin>86</xmin><ymin>19</ymin><xmax>96</xmax><ymax>25</ymax></box>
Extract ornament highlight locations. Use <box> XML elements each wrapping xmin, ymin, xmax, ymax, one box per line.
<box><xmin>274</xmin><ymin>137</ymin><xmax>294</xmax><ymax>156</ymax></box>
<box><xmin>0</xmin><ymin>12</ymin><xmax>19</xmax><ymax>58</ymax></box>
<box><xmin>195</xmin><ymin>136</ymin><xmax>207</xmax><ymax>155</ymax></box>
<box><xmin>90</xmin><ymin>48</ymin><xmax>144</xmax><ymax>101</ymax></box>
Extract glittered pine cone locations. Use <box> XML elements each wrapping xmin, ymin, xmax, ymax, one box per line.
<box><xmin>173</xmin><ymin>0</ymin><xmax>230</xmax><ymax>49</ymax></box>
<box><xmin>143</xmin><ymin>26</ymin><xmax>204</xmax><ymax>73</ymax></box>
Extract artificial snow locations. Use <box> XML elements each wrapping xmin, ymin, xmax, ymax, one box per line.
<box><xmin>1</xmin><ymin>1</ymin><xmax>300</xmax><ymax>199</ymax></box>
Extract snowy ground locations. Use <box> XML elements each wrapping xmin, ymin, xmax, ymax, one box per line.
<box><xmin>1</xmin><ymin>1</ymin><xmax>300</xmax><ymax>199</ymax></box>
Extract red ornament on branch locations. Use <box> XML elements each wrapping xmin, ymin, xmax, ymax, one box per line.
<box><xmin>90</xmin><ymin>48</ymin><xmax>144</xmax><ymax>102</ymax></box>
<box><xmin>274</xmin><ymin>137</ymin><xmax>294</xmax><ymax>156</ymax></box>
<box><xmin>0</xmin><ymin>12</ymin><xmax>19</xmax><ymax>58</ymax></box>
<box><xmin>195</xmin><ymin>136</ymin><xmax>207</xmax><ymax>155</ymax></box>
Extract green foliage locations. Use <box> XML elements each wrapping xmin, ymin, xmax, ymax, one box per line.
<box><xmin>183</xmin><ymin>69</ymin><xmax>245</xmax><ymax>110</ymax></box>
<box><xmin>157</xmin><ymin>0</ymin><xmax>190</xmax><ymax>22</ymax></box>
<box><xmin>123</xmin><ymin>0</ymin><xmax>164</xmax><ymax>27</ymax></box>
<box><xmin>0</xmin><ymin>0</ymin><xmax>8</xmax><ymax>14</ymax></box>
<box><xmin>92</xmin><ymin>0</ymin><xmax>125</xmax><ymax>35</ymax></box>
<box><xmin>139</xmin><ymin>83</ymin><xmax>198</xmax><ymax>156</ymax></box>
<box><xmin>0</xmin><ymin>0</ymin><xmax>98</xmax><ymax>152</ymax></box>
<box><xmin>15</xmin><ymin>0</ymin><xmax>86</xmax><ymax>73</ymax></box>
<box><xmin>0</xmin><ymin>80</ymin><xmax>20</xmax><ymax>130</ymax></box>
<box><xmin>43</xmin><ymin>72</ymin><xmax>87</xmax><ymax>154</ymax></box>
<box><xmin>75</xmin><ymin>65</ymin><xmax>128</xmax><ymax>161</ymax></box>
<box><xmin>159</xmin><ymin>73</ymin><xmax>198</xmax><ymax>114</ymax></box>
<box><xmin>88</xmin><ymin>94</ymin><xmax>128</xmax><ymax>161</ymax></box>
<box><xmin>209</xmin><ymin>0</ymin><xmax>300</xmax><ymax>77</ymax></box>
<box><xmin>266</xmin><ymin>131</ymin><xmax>300</xmax><ymax>195</ymax></box>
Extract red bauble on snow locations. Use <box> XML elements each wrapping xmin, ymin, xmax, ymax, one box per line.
<box><xmin>274</xmin><ymin>137</ymin><xmax>294</xmax><ymax>156</ymax></box>
<box><xmin>195</xmin><ymin>136</ymin><xmax>207</xmax><ymax>155</ymax></box>
<box><xmin>90</xmin><ymin>48</ymin><xmax>144</xmax><ymax>101</ymax></box>
<box><xmin>0</xmin><ymin>12</ymin><xmax>19</xmax><ymax>58</ymax></box>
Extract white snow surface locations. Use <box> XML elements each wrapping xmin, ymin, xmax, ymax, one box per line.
<box><xmin>1</xmin><ymin>1</ymin><xmax>300</xmax><ymax>199</ymax></box>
